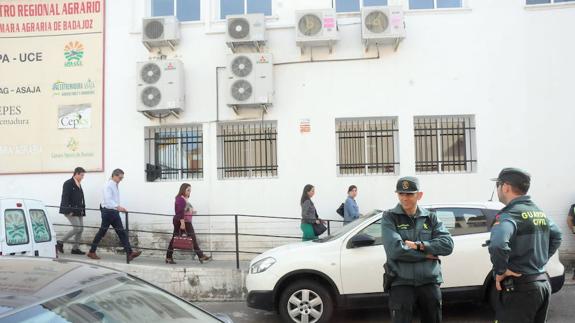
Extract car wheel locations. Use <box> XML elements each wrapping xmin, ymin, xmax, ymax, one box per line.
<box><xmin>278</xmin><ymin>280</ymin><xmax>334</xmax><ymax>323</ymax></box>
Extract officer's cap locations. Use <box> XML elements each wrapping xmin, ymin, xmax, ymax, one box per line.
<box><xmin>492</xmin><ymin>167</ymin><xmax>531</xmax><ymax>193</ymax></box>
<box><xmin>396</xmin><ymin>176</ymin><xmax>420</xmax><ymax>193</ymax></box>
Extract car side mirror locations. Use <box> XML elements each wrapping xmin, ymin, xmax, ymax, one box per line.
<box><xmin>350</xmin><ymin>233</ymin><xmax>375</xmax><ymax>248</ymax></box>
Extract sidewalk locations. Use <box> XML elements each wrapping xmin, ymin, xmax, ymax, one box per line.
<box><xmin>59</xmin><ymin>252</ymin><xmax>252</xmax><ymax>301</ymax></box>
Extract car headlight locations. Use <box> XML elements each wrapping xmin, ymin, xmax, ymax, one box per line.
<box><xmin>250</xmin><ymin>257</ymin><xmax>276</xmax><ymax>274</ymax></box>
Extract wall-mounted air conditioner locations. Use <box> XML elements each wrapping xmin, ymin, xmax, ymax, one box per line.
<box><xmin>226</xmin><ymin>13</ymin><xmax>266</xmax><ymax>51</ymax></box>
<box><xmin>142</xmin><ymin>16</ymin><xmax>180</xmax><ymax>50</ymax></box>
<box><xmin>136</xmin><ymin>59</ymin><xmax>185</xmax><ymax>115</ymax></box>
<box><xmin>226</xmin><ymin>53</ymin><xmax>274</xmax><ymax>109</ymax></box>
<box><xmin>361</xmin><ymin>6</ymin><xmax>405</xmax><ymax>50</ymax></box>
<box><xmin>295</xmin><ymin>9</ymin><xmax>338</xmax><ymax>53</ymax></box>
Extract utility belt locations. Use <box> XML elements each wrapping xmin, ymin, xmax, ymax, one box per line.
<box><xmin>501</xmin><ymin>273</ymin><xmax>548</xmax><ymax>292</ymax></box>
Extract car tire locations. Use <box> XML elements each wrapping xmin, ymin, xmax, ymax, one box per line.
<box><xmin>278</xmin><ymin>279</ymin><xmax>334</xmax><ymax>323</ymax></box>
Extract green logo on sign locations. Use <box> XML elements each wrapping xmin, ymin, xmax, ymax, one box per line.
<box><xmin>64</xmin><ymin>41</ymin><xmax>84</xmax><ymax>67</ymax></box>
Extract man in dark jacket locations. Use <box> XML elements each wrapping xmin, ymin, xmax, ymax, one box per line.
<box><xmin>58</xmin><ymin>167</ymin><xmax>86</xmax><ymax>254</ymax></box>
<box><xmin>381</xmin><ymin>176</ymin><xmax>454</xmax><ymax>323</ymax></box>
<box><xmin>489</xmin><ymin>168</ymin><xmax>562</xmax><ymax>323</ymax></box>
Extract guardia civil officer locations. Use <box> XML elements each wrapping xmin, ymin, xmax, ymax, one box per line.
<box><xmin>488</xmin><ymin>168</ymin><xmax>562</xmax><ymax>323</ymax></box>
<box><xmin>381</xmin><ymin>177</ymin><xmax>454</xmax><ymax>323</ymax></box>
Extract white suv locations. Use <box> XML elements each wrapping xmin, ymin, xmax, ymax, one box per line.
<box><xmin>245</xmin><ymin>203</ymin><xmax>565</xmax><ymax>323</ymax></box>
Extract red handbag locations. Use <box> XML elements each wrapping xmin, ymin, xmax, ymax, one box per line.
<box><xmin>172</xmin><ymin>232</ymin><xmax>194</xmax><ymax>250</ymax></box>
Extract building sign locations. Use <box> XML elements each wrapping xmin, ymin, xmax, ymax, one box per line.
<box><xmin>0</xmin><ymin>0</ymin><xmax>105</xmax><ymax>173</ymax></box>
<box><xmin>299</xmin><ymin>119</ymin><xmax>311</xmax><ymax>134</ymax></box>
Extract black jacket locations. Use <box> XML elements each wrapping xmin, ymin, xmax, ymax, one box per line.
<box><xmin>59</xmin><ymin>177</ymin><xmax>86</xmax><ymax>216</ymax></box>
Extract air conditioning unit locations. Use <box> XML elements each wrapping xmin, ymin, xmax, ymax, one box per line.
<box><xmin>136</xmin><ymin>59</ymin><xmax>185</xmax><ymax>115</ymax></box>
<box><xmin>361</xmin><ymin>6</ymin><xmax>405</xmax><ymax>49</ymax></box>
<box><xmin>142</xmin><ymin>16</ymin><xmax>180</xmax><ymax>50</ymax></box>
<box><xmin>226</xmin><ymin>13</ymin><xmax>266</xmax><ymax>51</ymax></box>
<box><xmin>295</xmin><ymin>9</ymin><xmax>338</xmax><ymax>52</ymax></box>
<box><xmin>226</xmin><ymin>53</ymin><xmax>274</xmax><ymax>108</ymax></box>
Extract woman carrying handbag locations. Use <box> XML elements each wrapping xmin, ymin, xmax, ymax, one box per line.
<box><xmin>300</xmin><ymin>184</ymin><xmax>326</xmax><ymax>241</ymax></box>
<box><xmin>165</xmin><ymin>183</ymin><xmax>211</xmax><ymax>264</ymax></box>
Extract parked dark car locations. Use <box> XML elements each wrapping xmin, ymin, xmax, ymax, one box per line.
<box><xmin>0</xmin><ymin>257</ymin><xmax>233</xmax><ymax>323</ymax></box>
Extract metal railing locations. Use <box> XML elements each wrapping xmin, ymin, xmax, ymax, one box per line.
<box><xmin>47</xmin><ymin>206</ymin><xmax>342</xmax><ymax>269</ymax></box>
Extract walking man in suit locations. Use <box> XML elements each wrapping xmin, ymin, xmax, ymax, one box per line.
<box><xmin>58</xmin><ymin>167</ymin><xmax>87</xmax><ymax>255</ymax></box>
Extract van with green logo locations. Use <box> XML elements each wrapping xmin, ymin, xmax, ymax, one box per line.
<box><xmin>0</xmin><ymin>198</ymin><xmax>57</xmax><ymax>258</ymax></box>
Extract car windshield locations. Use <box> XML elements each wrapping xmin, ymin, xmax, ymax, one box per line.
<box><xmin>0</xmin><ymin>276</ymin><xmax>222</xmax><ymax>323</ymax></box>
<box><xmin>315</xmin><ymin>209</ymin><xmax>382</xmax><ymax>243</ymax></box>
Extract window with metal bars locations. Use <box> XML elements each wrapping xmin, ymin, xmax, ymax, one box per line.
<box><xmin>144</xmin><ymin>125</ymin><xmax>203</xmax><ymax>182</ymax></box>
<box><xmin>217</xmin><ymin>121</ymin><xmax>278</xmax><ymax>179</ymax></box>
<box><xmin>414</xmin><ymin>115</ymin><xmax>477</xmax><ymax>173</ymax></box>
<box><xmin>336</xmin><ymin>118</ymin><xmax>399</xmax><ymax>175</ymax></box>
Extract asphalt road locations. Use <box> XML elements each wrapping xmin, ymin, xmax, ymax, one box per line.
<box><xmin>198</xmin><ymin>284</ymin><xmax>575</xmax><ymax>323</ymax></box>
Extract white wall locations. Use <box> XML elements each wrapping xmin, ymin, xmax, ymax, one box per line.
<box><xmin>1</xmin><ymin>0</ymin><xmax>575</xmax><ymax>255</ymax></box>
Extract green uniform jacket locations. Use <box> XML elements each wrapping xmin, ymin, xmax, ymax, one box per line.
<box><xmin>381</xmin><ymin>204</ymin><xmax>454</xmax><ymax>287</ymax></box>
<box><xmin>488</xmin><ymin>195</ymin><xmax>562</xmax><ymax>275</ymax></box>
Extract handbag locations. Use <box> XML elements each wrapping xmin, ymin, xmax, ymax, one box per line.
<box><xmin>312</xmin><ymin>222</ymin><xmax>327</xmax><ymax>236</ymax></box>
<box><xmin>172</xmin><ymin>231</ymin><xmax>194</xmax><ymax>250</ymax></box>
<box><xmin>336</xmin><ymin>203</ymin><xmax>344</xmax><ymax>217</ymax></box>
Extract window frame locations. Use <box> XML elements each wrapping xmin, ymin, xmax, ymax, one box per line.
<box><xmin>150</xmin><ymin>0</ymin><xmax>202</xmax><ymax>23</ymax></box>
<box><xmin>335</xmin><ymin>117</ymin><xmax>400</xmax><ymax>177</ymax></box>
<box><xmin>217</xmin><ymin>121</ymin><xmax>278</xmax><ymax>180</ymax></box>
<box><xmin>335</xmin><ymin>0</ymin><xmax>390</xmax><ymax>14</ymax></box>
<box><xmin>218</xmin><ymin>0</ymin><xmax>273</xmax><ymax>20</ymax></box>
<box><xmin>432</xmin><ymin>207</ymin><xmax>489</xmax><ymax>237</ymax></box>
<box><xmin>144</xmin><ymin>124</ymin><xmax>204</xmax><ymax>182</ymax></box>
<box><xmin>413</xmin><ymin>114</ymin><xmax>477</xmax><ymax>174</ymax></box>
<box><xmin>408</xmin><ymin>0</ymin><xmax>466</xmax><ymax>11</ymax></box>
<box><xmin>29</xmin><ymin>209</ymin><xmax>52</xmax><ymax>243</ymax></box>
<box><xmin>4</xmin><ymin>209</ymin><xmax>30</xmax><ymax>246</ymax></box>
<box><xmin>526</xmin><ymin>0</ymin><xmax>575</xmax><ymax>5</ymax></box>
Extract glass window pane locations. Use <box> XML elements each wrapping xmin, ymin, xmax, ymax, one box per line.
<box><xmin>6</xmin><ymin>277</ymin><xmax>221</xmax><ymax>322</ymax></box>
<box><xmin>409</xmin><ymin>0</ymin><xmax>434</xmax><ymax>9</ymax></box>
<box><xmin>30</xmin><ymin>210</ymin><xmax>51</xmax><ymax>243</ymax></box>
<box><xmin>177</xmin><ymin>0</ymin><xmax>200</xmax><ymax>21</ymax></box>
<box><xmin>247</xmin><ymin>0</ymin><xmax>272</xmax><ymax>16</ymax></box>
<box><xmin>364</xmin><ymin>0</ymin><xmax>388</xmax><ymax>6</ymax></box>
<box><xmin>437</xmin><ymin>0</ymin><xmax>462</xmax><ymax>8</ymax></box>
<box><xmin>336</xmin><ymin>0</ymin><xmax>360</xmax><ymax>13</ymax></box>
<box><xmin>435</xmin><ymin>208</ymin><xmax>486</xmax><ymax>236</ymax></box>
<box><xmin>554</xmin><ymin>0</ymin><xmax>574</xmax><ymax>3</ymax></box>
<box><xmin>220</xmin><ymin>0</ymin><xmax>245</xmax><ymax>19</ymax></box>
<box><xmin>526</xmin><ymin>0</ymin><xmax>551</xmax><ymax>4</ymax></box>
<box><xmin>152</xmin><ymin>0</ymin><xmax>174</xmax><ymax>16</ymax></box>
<box><xmin>4</xmin><ymin>209</ymin><xmax>29</xmax><ymax>245</ymax></box>
<box><xmin>357</xmin><ymin>220</ymin><xmax>382</xmax><ymax>245</ymax></box>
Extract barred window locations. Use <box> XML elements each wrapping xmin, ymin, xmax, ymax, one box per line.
<box><xmin>336</xmin><ymin>118</ymin><xmax>399</xmax><ymax>175</ymax></box>
<box><xmin>144</xmin><ymin>125</ymin><xmax>203</xmax><ymax>182</ymax></box>
<box><xmin>414</xmin><ymin>115</ymin><xmax>477</xmax><ymax>173</ymax></box>
<box><xmin>217</xmin><ymin>121</ymin><xmax>278</xmax><ymax>179</ymax></box>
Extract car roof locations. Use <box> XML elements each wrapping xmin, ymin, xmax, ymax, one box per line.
<box><xmin>421</xmin><ymin>201</ymin><xmax>504</xmax><ymax>210</ymax></box>
<box><xmin>0</xmin><ymin>257</ymin><xmax>125</xmax><ymax>314</ymax></box>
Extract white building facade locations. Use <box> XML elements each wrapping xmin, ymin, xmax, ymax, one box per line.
<box><xmin>2</xmin><ymin>0</ymin><xmax>575</xmax><ymax>256</ymax></box>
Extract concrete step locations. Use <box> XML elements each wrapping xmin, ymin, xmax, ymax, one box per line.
<box><xmin>58</xmin><ymin>252</ymin><xmax>250</xmax><ymax>302</ymax></box>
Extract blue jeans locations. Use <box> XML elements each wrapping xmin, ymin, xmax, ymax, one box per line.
<box><xmin>89</xmin><ymin>208</ymin><xmax>131</xmax><ymax>253</ymax></box>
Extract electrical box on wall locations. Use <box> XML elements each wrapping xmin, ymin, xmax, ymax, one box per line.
<box><xmin>226</xmin><ymin>53</ymin><xmax>274</xmax><ymax>111</ymax></box>
<box><xmin>142</xmin><ymin>16</ymin><xmax>180</xmax><ymax>51</ymax></box>
<box><xmin>136</xmin><ymin>59</ymin><xmax>185</xmax><ymax>116</ymax></box>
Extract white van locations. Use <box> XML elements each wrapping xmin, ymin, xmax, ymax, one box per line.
<box><xmin>0</xmin><ymin>198</ymin><xmax>57</xmax><ymax>258</ymax></box>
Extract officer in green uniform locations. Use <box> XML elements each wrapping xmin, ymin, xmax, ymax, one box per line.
<box><xmin>381</xmin><ymin>176</ymin><xmax>454</xmax><ymax>323</ymax></box>
<box><xmin>488</xmin><ymin>168</ymin><xmax>562</xmax><ymax>323</ymax></box>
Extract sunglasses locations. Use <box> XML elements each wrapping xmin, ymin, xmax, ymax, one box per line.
<box><xmin>496</xmin><ymin>181</ymin><xmax>505</xmax><ymax>188</ymax></box>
